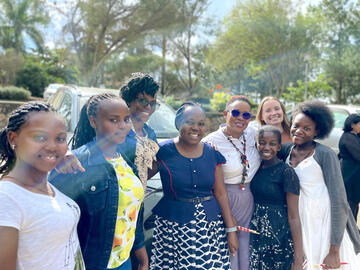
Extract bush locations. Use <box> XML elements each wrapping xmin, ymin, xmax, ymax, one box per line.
<box><xmin>0</xmin><ymin>86</ymin><xmax>31</xmax><ymax>101</ymax></box>
<box><xmin>210</xmin><ymin>92</ymin><xmax>231</xmax><ymax>112</ymax></box>
<box><xmin>163</xmin><ymin>96</ymin><xmax>184</xmax><ymax>110</ymax></box>
<box><xmin>15</xmin><ymin>64</ymin><xmax>48</xmax><ymax>97</ymax></box>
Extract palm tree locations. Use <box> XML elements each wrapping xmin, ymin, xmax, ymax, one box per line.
<box><xmin>0</xmin><ymin>0</ymin><xmax>49</xmax><ymax>54</ymax></box>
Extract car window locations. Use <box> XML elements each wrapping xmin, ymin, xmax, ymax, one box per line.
<box><xmin>332</xmin><ymin>110</ymin><xmax>349</xmax><ymax>129</ymax></box>
<box><xmin>58</xmin><ymin>93</ymin><xmax>73</xmax><ymax>132</ymax></box>
<box><xmin>50</xmin><ymin>91</ymin><xmax>65</xmax><ymax>110</ymax></box>
<box><xmin>148</xmin><ymin>102</ymin><xmax>178</xmax><ymax>138</ymax></box>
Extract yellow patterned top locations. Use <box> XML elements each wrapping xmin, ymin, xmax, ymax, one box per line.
<box><xmin>106</xmin><ymin>155</ymin><xmax>144</xmax><ymax>268</ymax></box>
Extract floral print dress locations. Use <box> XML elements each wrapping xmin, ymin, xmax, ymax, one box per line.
<box><xmin>106</xmin><ymin>155</ymin><xmax>144</xmax><ymax>269</ymax></box>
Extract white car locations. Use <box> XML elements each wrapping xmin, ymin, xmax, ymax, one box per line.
<box><xmin>43</xmin><ymin>83</ymin><xmax>64</xmax><ymax>101</ymax></box>
<box><xmin>318</xmin><ymin>105</ymin><xmax>360</xmax><ymax>154</ymax></box>
<box><xmin>48</xmin><ymin>85</ymin><xmax>178</xmax><ymax>254</ymax></box>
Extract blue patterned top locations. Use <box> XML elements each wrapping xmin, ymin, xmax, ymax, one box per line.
<box><xmin>152</xmin><ymin>139</ymin><xmax>226</xmax><ymax>223</ymax></box>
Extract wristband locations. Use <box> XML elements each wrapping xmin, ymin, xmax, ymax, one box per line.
<box><xmin>225</xmin><ymin>227</ymin><xmax>237</xmax><ymax>233</ymax></box>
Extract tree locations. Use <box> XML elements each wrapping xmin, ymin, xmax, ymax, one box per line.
<box><xmin>316</xmin><ymin>0</ymin><xmax>360</xmax><ymax>104</ymax></box>
<box><xmin>0</xmin><ymin>0</ymin><xmax>49</xmax><ymax>53</ymax></box>
<box><xmin>0</xmin><ymin>49</ymin><xmax>24</xmax><ymax>85</ymax></box>
<box><xmin>58</xmin><ymin>0</ymin><xmax>180</xmax><ymax>86</ymax></box>
<box><xmin>207</xmin><ymin>0</ymin><xmax>319</xmax><ymax>98</ymax></box>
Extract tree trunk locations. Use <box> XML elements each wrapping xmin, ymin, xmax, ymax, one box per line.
<box><xmin>161</xmin><ymin>35</ymin><xmax>167</xmax><ymax>96</ymax></box>
<box><xmin>336</xmin><ymin>79</ymin><xmax>343</xmax><ymax>104</ymax></box>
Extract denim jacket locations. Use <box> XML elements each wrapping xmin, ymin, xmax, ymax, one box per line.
<box><xmin>49</xmin><ymin>140</ymin><xmax>137</xmax><ymax>270</ymax></box>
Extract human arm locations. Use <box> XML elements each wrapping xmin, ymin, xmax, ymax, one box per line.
<box><xmin>134</xmin><ymin>247</ymin><xmax>148</xmax><ymax>270</ymax></box>
<box><xmin>147</xmin><ymin>160</ymin><xmax>160</xmax><ymax>180</ymax></box>
<box><xmin>213</xmin><ymin>165</ymin><xmax>239</xmax><ymax>256</ymax></box>
<box><xmin>0</xmin><ymin>226</ymin><xmax>18</xmax><ymax>270</ymax></box>
<box><xmin>315</xmin><ymin>144</ymin><xmax>346</xmax><ymax>267</ymax></box>
<box><xmin>286</xmin><ymin>193</ymin><xmax>303</xmax><ymax>270</ymax></box>
<box><xmin>340</xmin><ymin>132</ymin><xmax>360</xmax><ymax>162</ymax></box>
<box><xmin>132</xmin><ymin>204</ymin><xmax>148</xmax><ymax>270</ymax></box>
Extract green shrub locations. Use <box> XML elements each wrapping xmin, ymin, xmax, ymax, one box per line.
<box><xmin>163</xmin><ymin>96</ymin><xmax>184</xmax><ymax>110</ymax></box>
<box><xmin>15</xmin><ymin>64</ymin><xmax>48</xmax><ymax>97</ymax></box>
<box><xmin>0</xmin><ymin>86</ymin><xmax>31</xmax><ymax>101</ymax></box>
<box><xmin>210</xmin><ymin>92</ymin><xmax>231</xmax><ymax>112</ymax></box>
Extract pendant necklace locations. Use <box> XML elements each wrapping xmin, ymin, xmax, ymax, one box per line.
<box><xmin>226</xmin><ymin>134</ymin><xmax>249</xmax><ymax>190</ymax></box>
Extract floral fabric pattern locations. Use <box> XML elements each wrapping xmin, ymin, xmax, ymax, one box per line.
<box><xmin>106</xmin><ymin>155</ymin><xmax>144</xmax><ymax>269</ymax></box>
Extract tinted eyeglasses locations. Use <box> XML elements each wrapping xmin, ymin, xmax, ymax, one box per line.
<box><xmin>136</xmin><ymin>98</ymin><xmax>159</xmax><ymax>109</ymax></box>
<box><xmin>230</xmin><ymin>109</ymin><xmax>252</xmax><ymax>120</ymax></box>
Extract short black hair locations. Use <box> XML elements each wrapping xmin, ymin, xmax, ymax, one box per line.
<box><xmin>256</xmin><ymin>125</ymin><xmax>282</xmax><ymax>144</ymax></box>
<box><xmin>120</xmin><ymin>73</ymin><xmax>159</xmax><ymax>105</ymax></box>
<box><xmin>226</xmin><ymin>95</ymin><xmax>252</xmax><ymax>110</ymax></box>
<box><xmin>292</xmin><ymin>100</ymin><xmax>334</xmax><ymax>139</ymax></box>
<box><xmin>343</xmin><ymin>114</ymin><xmax>360</xmax><ymax>132</ymax></box>
<box><xmin>174</xmin><ymin>102</ymin><xmax>204</xmax><ymax>130</ymax></box>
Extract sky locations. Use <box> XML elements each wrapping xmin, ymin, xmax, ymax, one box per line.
<box><xmin>40</xmin><ymin>0</ymin><xmax>318</xmax><ymax>49</ymax></box>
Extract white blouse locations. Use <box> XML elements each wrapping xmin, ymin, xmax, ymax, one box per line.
<box><xmin>203</xmin><ymin>125</ymin><xmax>260</xmax><ymax>185</ymax></box>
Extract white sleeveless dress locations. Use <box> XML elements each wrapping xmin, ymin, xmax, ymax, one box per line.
<box><xmin>286</xmin><ymin>153</ymin><xmax>360</xmax><ymax>269</ymax></box>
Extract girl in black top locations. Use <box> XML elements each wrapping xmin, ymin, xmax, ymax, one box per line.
<box><xmin>249</xmin><ymin>125</ymin><xmax>303</xmax><ymax>270</ymax></box>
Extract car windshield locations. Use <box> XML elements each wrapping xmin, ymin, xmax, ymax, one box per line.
<box><xmin>79</xmin><ymin>96</ymin><xmax>178</xmax><ymax>139</ymax></box>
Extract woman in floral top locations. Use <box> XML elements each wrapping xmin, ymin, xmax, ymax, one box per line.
<box><xmin>51</xmin><ymin>92</ymin><xmax>143</xmax><ymax>270</ymax></box>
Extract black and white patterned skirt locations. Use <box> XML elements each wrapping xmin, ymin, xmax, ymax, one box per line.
<box><xmin>149</xmin><ymin>203</ymin><xmax>230</xmax><ymax>270</ymax></box>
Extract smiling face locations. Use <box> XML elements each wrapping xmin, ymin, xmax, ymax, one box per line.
<box><xmin>8</xmin><ymin>111</ymin><xmax>68</xmax><ymax>173</ymax></box>
<box><xmin>89</xmin><ymin>99</ymin><xmax>131</xmax><ymax>145</ymax></box>
<box><xmin>261</xmin><ymin>99</ymin><xmax>284</xmax><ymax>127</ymax></box>
<box><xmin>224</xmin><ymin>100</ymin><xmax>251</xmax><ymax>138</ymax></box>
<box><xmin>256</xmin><ymin>131</ymin><xmax>281</xmax><ymax>161</ymax></box>
<box><xmin>290</xmin><ymin>113</ymin><xmax>318</xmax><ymax>145</ymax></box>
<box><xmin>128</xmin><ymin>93</ymin><xmax>157</xmax><ymax>123</ymax></box>
<box><xmin>178</xmin><ymin>106</ymin><xmax>206</xmax><ymax>146</ymax></box>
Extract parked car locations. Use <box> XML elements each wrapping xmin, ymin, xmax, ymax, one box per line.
<box><xmin>287</xmin><ymin>104</ymin><xmax>360</xmax><ymax>153</ymax></box>
<box><xmin>318</xmin><ymin>105</ymin><xmax>360</xmax><ymax>154</ymax></box>
<box><xmin>48</xmin><ymin>85</ymin><xmax>177</xmax><ymax>254</ymax></box>
<box><xmin>43</xmin><ymin>83</ymin><xmax>64</xmax><ymax>100</ymax></box>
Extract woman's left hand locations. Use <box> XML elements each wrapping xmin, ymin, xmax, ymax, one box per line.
<box><xmin>322</xmin><ymin>250</ymin><xmax>340</xmax><ymax>269</ymax></box>
<box><xmin>227</xmin><ymin>231</ymin><xmax>238</xmax><ymax>256</ymax></box>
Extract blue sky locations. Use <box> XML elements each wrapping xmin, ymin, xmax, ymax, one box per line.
<box><xmin>208</xmin><ymin>0</ymin><xmax>236</xmax><ymax>18</ymax></box>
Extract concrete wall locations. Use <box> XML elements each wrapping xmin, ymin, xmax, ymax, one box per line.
<box><xmin>205</xmin><ymin>112</ymin><xmax>224</xmax><ymax>133</ymax></box>
<box><xmin>0</xmin><ymin>100</ymin><xmax>25</xmax><ymax>129</ymax></box>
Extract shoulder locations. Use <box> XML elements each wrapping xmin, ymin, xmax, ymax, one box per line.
<box><xmin>315</xmin><ymin>142</ymin><xmax>336</xmax><ymax>157</ymax></box>
<box><xmin>244</xmin><ymin>126</ymin><xmax>257</xmax><ymax>145</ymax></box>
<box><xmin>203</xmin><ymin>128</ymin><xmax>223</xmax><ymax>142</ymax></box>
<box><xmin>72</xmin><ymin>141</ymin><xmax>93</xmax><ymax>157</ymax></box>
<box><xmin>158</xmin><ymin>139</ymin><xmax>175</xmax><ymax>156</ymax></box>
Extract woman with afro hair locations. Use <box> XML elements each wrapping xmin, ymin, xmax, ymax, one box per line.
<box><xmin>279</xmin><ymin>100</ymin><xmax>360</xmax><ymax>269</ymax></box>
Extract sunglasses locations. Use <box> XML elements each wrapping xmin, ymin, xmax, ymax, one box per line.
<box><xmin>230</xmin><ymin>109</ymin><xmax>252</xmax><ymax>120</ymax></box>
<box><xmin>136</xmin><ymin>98</ymin><xmax>159</xmax><ymax>109</ymax></box>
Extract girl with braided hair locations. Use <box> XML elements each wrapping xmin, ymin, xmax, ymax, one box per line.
<box><xmin>50</xmin><ymin>93</ymin><xmax>144</xmax><ymax>270</ymax></box>
<box><xmin>0</xmin><ymin>101</ymin><xmax>84</xmax><ymax>270</ymax></box>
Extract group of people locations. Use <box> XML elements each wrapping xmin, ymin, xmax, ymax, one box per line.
<box><xmin>0</xmin><ymin>72</ymin><xmax>360</xmax><ymax>270</ymax></box>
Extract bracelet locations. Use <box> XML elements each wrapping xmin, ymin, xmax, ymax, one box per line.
<box><xmin>225</xmin><ymin>227</ymin><xmax>237</xmax><ymax>233</ymax></box>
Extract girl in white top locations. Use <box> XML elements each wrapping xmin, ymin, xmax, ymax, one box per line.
<box><xmin>0</xmin><ymin>101</ymin><xmax>84</xmax><ymax>270</ymax></box>
<box><xmin>203</xmin><ymin>96</ymin><xmax>260</xmax><ymax>270</ymax></box>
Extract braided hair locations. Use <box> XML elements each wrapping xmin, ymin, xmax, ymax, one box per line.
<box><xmin>0</xmin><ymin>101</ymin><xmax>55</xmax><ymax>175</ymax></box>
<box><xmin>71</xmin><ymin>92</ymin><xmax>119</xmax><ymax>149</ymax></box>
<box><xmin>120</xmin><ymin>73</ymin><xmax>159</xmax><ymax>105</ymax></box>
<box><xmin>174</xmin><ymin>102</ymin><xmax>204</xmax><ymax>130</ymax></box>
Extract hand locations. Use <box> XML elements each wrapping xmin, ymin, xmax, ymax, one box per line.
<box><xmin>227</xmin><ymin>231</ymin><xmax>238</xmax><ymax>256</ymax></box>
<box><xmin>56</xmin><ymin>152</ymin><xmax>85</xmax><ymax>174</ymax></box>
<box><xmin>322</xmin><ymin>249</ymin><xmax>340</xmax><ymax>269</ymax></box>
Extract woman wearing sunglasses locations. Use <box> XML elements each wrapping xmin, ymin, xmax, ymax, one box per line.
<box><xmin>203</xmin><ymin>96</ymin><xmax>260</xmax><ymax>270</ymax></box>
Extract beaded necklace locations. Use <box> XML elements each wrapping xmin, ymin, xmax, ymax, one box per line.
<box><xmin>226</xmin><ymin>134</ymin><xmax>249</xmax><ymax>190</ymax></box>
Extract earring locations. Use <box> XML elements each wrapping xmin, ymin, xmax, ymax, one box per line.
<box><xmin>11</xmin><ymin>144</ymin><xmax>15</xmax><ymax>150</ymax></box>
